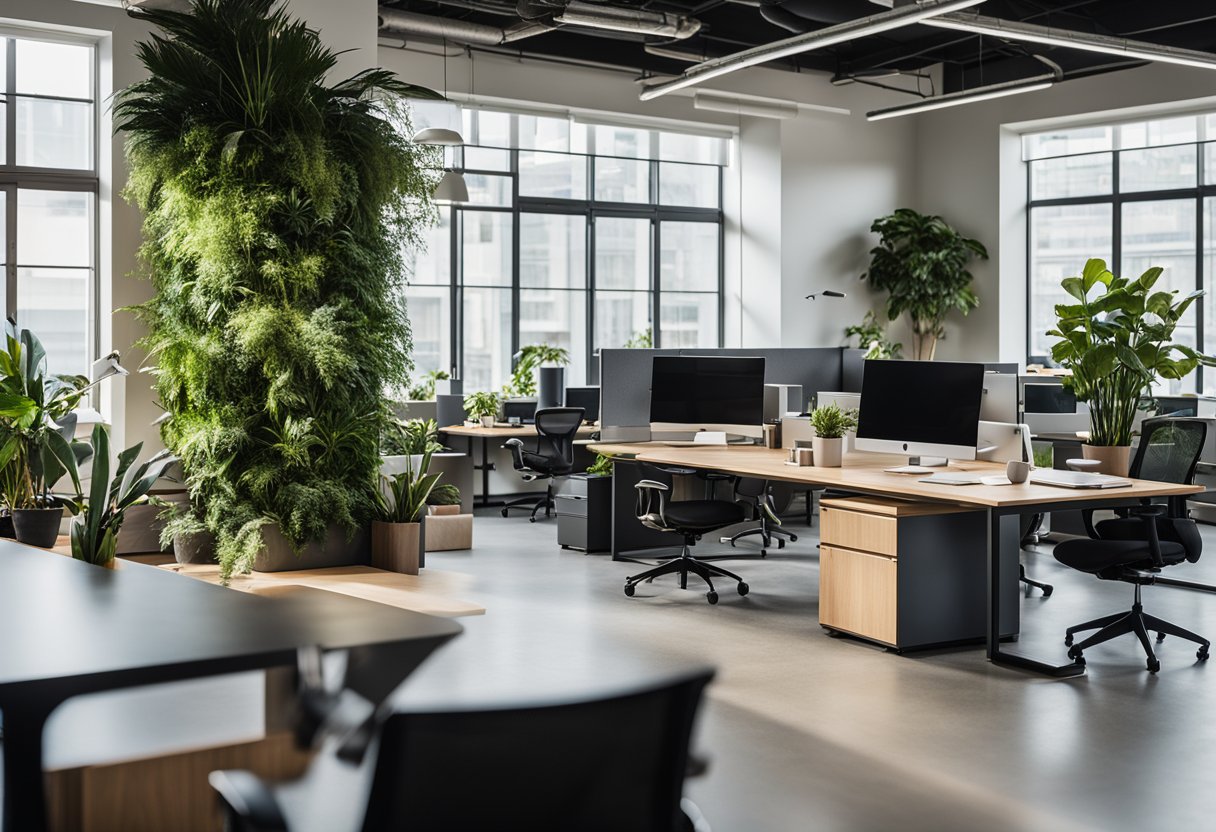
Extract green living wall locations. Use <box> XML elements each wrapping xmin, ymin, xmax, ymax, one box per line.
<box><xmin>116</xmin><ymin>0</ymin><xmax>438</xmax><ymax>576</ymax></box>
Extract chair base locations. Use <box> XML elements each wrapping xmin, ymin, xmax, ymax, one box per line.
<box><xmin>500</xmin><ymin>486</ymin><xmax>553</xmax><ymax>522</ymax></box>
<box><xmin>1019</xmin><ymin>563</ymin><xmax>1053</xmax><ymax>597</ymax></box>
<box><xmin>624</xmin><ymin>544</ymin><xmax>749</xmax><ymax>605</ymax></box>
<box><xmin>1064</xmin><ymin>584</ymin><xmax>1210</xmax><ymax>672</ymax></box>
<box><xmin>724</xmin><ymin>524</ymin><xmax>797</xmax><ymax>558</ymax></box>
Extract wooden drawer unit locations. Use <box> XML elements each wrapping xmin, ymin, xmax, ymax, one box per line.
<box><xmin>819</xmin><ymin>496</ymin><xmax>1020</xmax><ymax>650</ymax></box>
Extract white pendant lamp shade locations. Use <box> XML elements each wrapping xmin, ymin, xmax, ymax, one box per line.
<box><xmin>433</xmin><ymin>170</ymin><xmax>470</xmax><ymax>204</ymax></box>
<box><xmin>411</xmin><ymin>126</ymin><xmax>466</xmax><ymax>146</ymax></box>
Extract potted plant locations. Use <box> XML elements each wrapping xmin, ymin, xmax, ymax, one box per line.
<box><xmin>427</xmin><ymin>482</ymin><xmax>462</xmax><ymax>516</ymax></box>
<box><xmin>406</xmin><ymin>369</ymin><xmax>450</xmax><ymax>402</ymax></box>
<box><xmin>159</xmin><ymin>501</ymin><xmax>217</xmax><ymax>565</ymax></box>
<box><xmin>1048</xmin><ymin>258</ymin><xmax>1213</xmax><ymax>476</ymax></box>
<box><xmin>810</xmin><ymin>404</ymin><xmax>858</xmax><ymax>468</ymax></box>
<box><xmin>464</xmin><ymin>391</ymin><xmax>500</xmax><ymax>429</ymax></box>
<box><xmin>70</xmin><ymin>424</ymin><xmax>177</xmax><ymax>567</ymax></box>
<box><xmin>372</xmin><ymin>450</ymin><xmax>441</xmax><ymax>574</ymax></box>
<box><xmin>116</xmin><ymin>0</ymin><xmax>441</xmax><ymax>580</ymax></box>
<box><xmin>506</xmin><ymin>344</ymin><xmax>570</xmax><ymax>402</ymax></box>
<box><xmin>844</xmin><ymin>311</ymin><xmax>903</xmax><ymax>360</ymax></box>
<box><xmin>861</xmin><ymin>208</ymin><xmax>987</xmax><ymax>360</ymax></box>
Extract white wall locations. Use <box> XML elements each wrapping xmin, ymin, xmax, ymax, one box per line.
<box><xmin>915</xmin><ymin>62</ymin><xmax>1216</xmax><ymax>363</ymax></box>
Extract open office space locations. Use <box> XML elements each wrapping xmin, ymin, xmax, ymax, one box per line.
<box><xmin>6</xmin><ymin>0</ymin><xmax>1216</xmax><ymax>830</ymax></box>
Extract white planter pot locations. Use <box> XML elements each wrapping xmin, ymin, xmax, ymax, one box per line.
<box><xmin>812</xmin><ymin>436</ymin><xmax>843</xmax><ymax>468</ymax></box>
<box><xmin>479</xmin><ymin>415</ymin><xmax>495</xmax><ymax>428</ymax></box>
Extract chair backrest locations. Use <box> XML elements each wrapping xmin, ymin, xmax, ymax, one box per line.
<box><xmin>360</xmin><ymin>667</ymin><xmax>714</xmax><ymax>832</ymax></box>
<box><xmin>1130</xmin><ymin>417</ymin><xmax>1207</xmax><ymax>485</ymax></box>
<box><xmin>535</xmin><ymin>407</ymin><xmax>584</xmax><ymax>464</ymax></box>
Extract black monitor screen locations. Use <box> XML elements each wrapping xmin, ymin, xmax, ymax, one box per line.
<box><xmin>649</xmin><ymin>357</ymin><xmax>765</xmax><ymax>426</ymax></box>
<box><xmin>856</xmin><ymin>360</ymin><xmax>983</xmax><ymax>448</ymax></box>
<box><xmin>1024</xmin><ymin>384</ymin><xmax>1076</xmax><ymax>414</ymax></box>
<box><xmin>564</xmin><ymin>386</ymin><xmax>600</xmax><ymax>422</ymax></box>
<box><xmin>502</xmin><ymin>400</ymin><xmax>537</xmax><ymax>423</ymax></box>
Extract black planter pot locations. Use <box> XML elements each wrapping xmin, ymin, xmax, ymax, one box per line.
<box><xmin>12</xmin><ymin>507</ymin><xmax>64</xmax><ymax>548</ymax></box>
<box><xmin>174</xmin><ymin>529</ymin><xmax>218</xmax><ymax>565</ymax></box>
<box><xmin>0</xmin><ymin>512</ymin><xmax>15</xmax><ymax>540</ymax></box>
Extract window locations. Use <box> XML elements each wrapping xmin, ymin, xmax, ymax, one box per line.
<box><xmin>1</xmin><ymin>34</ymin><xmax>97</xmax><ymax>376</ymax></box>
<box><xmin>1025</xmin><ymin>114</ymin><xmax>1216</xmax><ymax>393</ymax></box>
<box><xmin>405</xmin><ymin>107</ymin><xmax>727</xmax><ymax>388</ymax></box>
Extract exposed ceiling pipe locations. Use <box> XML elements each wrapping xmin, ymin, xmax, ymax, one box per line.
<box><xmin>554</xmin><ymin>2</ymin><xmax>702</xmax><ymax>39</ymax></box>
<box><xmin>378</xmin><ymin>8</ymin><xmax>552</xmax><ymax>46</ymax></box>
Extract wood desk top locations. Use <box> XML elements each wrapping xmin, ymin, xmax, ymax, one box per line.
<box><xmin>442</xmin><ymin>423</ymin><xmax>597</xmax><ymax>438</ymax></box>
<box><xmin>587</xmin><ymin>442</ymin><xmax>1203</xmax><ymax>509</ymax></box>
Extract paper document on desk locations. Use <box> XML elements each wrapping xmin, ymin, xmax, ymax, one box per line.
<box><xmin>979</xmin><ymin>475</ymin><xmax>1014</xmax><ymax>486</ymax></box>
<box><xmin>918</xmin><ymin>473</ymin><xmax>983</xmax><ymax>486</ymax></box>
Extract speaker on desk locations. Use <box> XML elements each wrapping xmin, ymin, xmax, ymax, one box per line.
<box><xmin>538</xmin><ymin>366</ymin><xmax>565</xmax><ymax>410</ymax></box>
<box><xmin>437</xmin><ymin>394</ymin><xmax>467</xmax><ymax>429</ymax></box>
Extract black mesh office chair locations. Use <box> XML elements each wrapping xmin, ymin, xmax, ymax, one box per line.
<box><xmin>1054</xmin><ymin>418</ymin><xmax>1210</xmax><ymax>672</ymax></box>
<box><xmin>727</xmin><ymin>478</ymin><xmax>796</xmax><ymax>556</ymax></box>
<box><xmin>210</xmin><ymin>666</ymin><xmax>715</xmax><ymax>832</ymax></box>
<box><xmin>501</xmin><ymin>407</ymin><xmax>584</xmax><ymax>522</ymax></box>
<box><xmin>626</xmin><ymin>466</ymin><xmax>750</xmax><ymax>604</ymax></box>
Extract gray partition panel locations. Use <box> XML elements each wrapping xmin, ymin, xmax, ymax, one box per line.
<box><xmin>599</xmin><ymin>347</ymin><xmax>847</xmax><ymax>437</ymax></box>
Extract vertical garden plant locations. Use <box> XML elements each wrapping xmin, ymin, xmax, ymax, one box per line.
<box><xmin>116</xmin><ymin>0</ymin><xmax>439</xmax><ymax>577</ymax></box>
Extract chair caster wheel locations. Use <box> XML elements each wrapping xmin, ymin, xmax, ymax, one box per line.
<box><xmin>706</xmin><ymin>591</ymin><xmax>719</xmax><ymax>605</ymax></box>
<box><xmin>737</xmin><ymin>582</ymin><xmax>749</xmax><ymax>597</ymax></box>
<box><xmin>788</xmin><ymin>533</ymin><xmax>798</xmax><ymax>543</ymax></box>
<box><xmin>1198</xmin><ymin>646</ymin><xmax>1210</xmax><ymax>661</ymax></box>
<box><xmin>624</xmin><ymin>584</ymin><xmax>635</xmax><ymax>597</ymax></box>
<box><xmin>759</xmin><ymin>550</ymin><xmax>767</xmax><ymax>557</ymax></box>
<box><xmin>1067</xmin><ymin>645</ymin><xmax>1084</xmax><ymax>661</ymax></box>
<box><xmin>1157</xmin><ymin>631</ymin><xmax>1166</xmax><ymax>642</ymax></box>
<box><xmin>1064</xmin><ymin>634</ymin><xmax>1074</xmax><ymax>647</ymax></box>
<box><xmin>1042</xmin><ymin>585</ymin><xmax>1053</xmax><ymax>597</ymax></box>
<box><xmin>1147</xmin><ymin>658</ymin><xmax>1161</xmax><ymax>673</ymax></box>
<box><xmin>500</xmin><ymin>509</ymin><xmax>509</xmax><ymax>518</ymax></box>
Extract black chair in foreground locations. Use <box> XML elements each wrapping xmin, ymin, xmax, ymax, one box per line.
<box><xmin>501</xmin><ymin>406</ymin><xmax>584</xmax><ymax>522</ymax></box>
<box><xmin>210</xmin><ymin>665</ymin><xmax>715</xmax><ymax>832</ymax></box>
<box><xmin>1054</xmin><ymin>417</ymin><xmax>1211</xmax><ymax>672</ymax></box>
<box><xmin>626</xmin><ymin>468</ymin><xmax>750</xmax><ymax>604</ymax></box>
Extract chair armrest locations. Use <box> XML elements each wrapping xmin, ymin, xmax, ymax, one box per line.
<box><xmin>208</xmin><ymin>770</ymin><xmax>288</xmax><ymax>832</ymax></box>
<box><xmin>635</xmin><ymin>480</ymin><xmax>671</xmax><ymax>530</ymax></box>
<box><xmin>1131</xmin><ymin>505</ymin><xmax>1168</xmax><ymax>567</ymax></box>
<box><xmin>635</xmin><ymin>479</ymin><xmax>670</xmax><ymax>491</ymax></box>
<box><xmin>503</xmin><ymin>437</ymin><xmax>526</xmax><ymax>471</ymax></box>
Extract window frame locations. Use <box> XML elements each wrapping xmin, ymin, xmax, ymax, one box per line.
<box><xmin>0</xmin><ymin>30</ymin><xmax>100</xmax><ymax>374</ymax></box>
<box><xmin>1026</xmin><ymin>135</ymin><xmax>1214</xmax><ymax>391</ymax></box>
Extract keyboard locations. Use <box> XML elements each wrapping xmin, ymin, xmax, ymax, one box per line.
<box><xmin>1029</xmin><ymin>469</ymin><xmax>1132</xmax><ymax>489</ymax></box>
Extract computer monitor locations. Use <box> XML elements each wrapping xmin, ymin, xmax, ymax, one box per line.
<box><xmin>564</xmin><ymin>386</ymin><xmax>600</xmax><ymax>423</ymax></box>
<box><xmin>855</xmin><ymin>360</ymin><xmax>984</xmax><ymax>461</ymax></box>
<box><xmin>502</xmin><ymin>400</ymin><xmax>537</xmax><ymax>425</ymax></box>
<box><xmin>979</xmin><ymin>372</ymin><xmax>1018</xmax><ymax>424</ymax></box>
<box><xmin>649</xmin><ymin>356</ymin><xmax>766</xmax><ymax>439</ymax></box>
<box><xmin>1023</xmin><ymin>383</ymin><xmax>1076</xmax><ymax>414</ymax></box>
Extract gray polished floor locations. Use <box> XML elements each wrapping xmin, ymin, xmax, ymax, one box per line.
<box><xmin>399</xmin><ymin>508</ymin><xmax>1216</xmax><ymax>832</ymax></box>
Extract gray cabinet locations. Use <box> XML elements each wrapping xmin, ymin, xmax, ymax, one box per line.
<box><xmin>555</xmin><ymin>474</ymin><xmax>612</xmax><ymax>553</ymax></box>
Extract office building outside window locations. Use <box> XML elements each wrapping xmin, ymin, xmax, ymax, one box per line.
<box><xmin>1025</xmin><ymin>114</ymin><xmax>1216</xmax><ymax>393</ymax></box>
<box><xmin>1</xmin><ymin>34</ymin><xmax>98</xmax><ymax>377</ymax></box>
<box><xmin>403</xmin><ymin>106</ymin><xmax>728</xmax><ymax>392</ymax></box>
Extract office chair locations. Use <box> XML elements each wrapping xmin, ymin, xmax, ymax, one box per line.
<box><xmin>626</xmin><ymin>466</ymin><xmax>751</xmax><ymax>604</ymax></box>
<box><xmin>210</xmin><ymin>666</ymin><xmax>715</xmax><ymax>832</ymax></box>
<box><xmin>1054</xmin><ymin>418</ymin><xmax>1211</xmax><ymax>672</ymax></box>
<box><xmin>501</xmin><ymin>407</ymin><xmax>584</xmax><ymax>522</ymax></box>
<box><xmin>727</xmin><ymin>477</ymin><xmax>796</xmax><ymax>556</ymax></box>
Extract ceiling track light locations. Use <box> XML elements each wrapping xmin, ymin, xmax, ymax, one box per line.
<box><xmin>638</xmin><ymin>0</ymin><xmax>988</xmax><ymax>102</ymax></box>
<box><xmin>865</xmin><ymin>73</ymin><xmax>1057</xmax><ymax>121</ymax></box>
<box><xmin>924</xmin><ymin>12</ymin><xmax>1216</xmax><ymax>71</ymax></box>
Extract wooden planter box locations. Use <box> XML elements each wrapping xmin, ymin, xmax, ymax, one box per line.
<box><xmin>253</xmin><ymin>524</ymin><xmax>370</xmax><ymax>573</ymax></box>
<box><xmin>371</xmin><ymin>521</ymin><xmax>422</xmax><ymax>575</ymax></box>
<box><xmin>425</xmin><ymin>507</ymin><xmax>473</xmax><ymax>551</ymax></box>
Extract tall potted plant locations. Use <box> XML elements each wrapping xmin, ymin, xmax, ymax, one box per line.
<box><xmin>861</xmin><ymin>208</ymin><xmax>987</xmax><ymax>360</ymax></box>
<box><xmin>506</xmin><ymin>344</ymin><xmax>570</xmax><ymax>402</ymax></box>
<box><xmin>116</xmin><ymin>0</ymin><xmax>441</xmax><ymax>579</ymax></box>
<box><xmin>1049</xmin><ymin>259</ymin><xmax>1213</xmax><ymax>475</ymax></box>
<box><xmin>372</xmin><ymin>450</ymin><xmax>440</xmax><ymax>575</ymax></box>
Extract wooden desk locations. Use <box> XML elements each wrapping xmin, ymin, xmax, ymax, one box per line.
<box><xmin>0</xmin><ymin>543</ymin><xmax>462</xmax><ymax>832</ymax></box>
<box><xmin>590</xmin><ymin>442</ymin><xmax>1202</xmax><ymax>678</ymax></box>
<box><xmin>441</xmin><ymin>423</ymin><xmax>597</xmax><ymax>507</ymax></box>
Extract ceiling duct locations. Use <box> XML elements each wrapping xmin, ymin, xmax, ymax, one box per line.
<box><xmin>758</xmin><ymin>0</ymin><xmax>861</xmax><ymax>34</ymax></box>
<box><xmin>554</xmin><ymin>2</ymin><xmax>701</xmax><ymax>39</ymax></box>
<box><xmin>378</xmin><ymin>8</ymin><xmax>552</xmax><ymax>46</ymax></box>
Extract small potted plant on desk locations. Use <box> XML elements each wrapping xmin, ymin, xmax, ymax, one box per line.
<box><xmin>70</xmin><ymin>424</ymin><xmax>176</xmax><ymax>567</ymax></box>
<box><xmin>372</xmin><ymin>450</ymin><xmax>440</xmax><ymax>575</ymax></box>
<box><xmin>1049</xmin><ymin>258</ymin><xmax>1214</xmax><ymax>476</ymax></box>
<box><xmin>810</xmin><ymin>404</ymin><xmax>858</xmax><ymax>468</ymax></box>
<box><xmin>464</xmin><ymin>391</ymin><xmax>500</xmax><ymax>429</ymax></box>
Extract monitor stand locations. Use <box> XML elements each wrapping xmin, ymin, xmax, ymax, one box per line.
<box><xmin>909</xmin><ymin>455</ymin><xmax>948</xmax><ymax>467</ymax></box>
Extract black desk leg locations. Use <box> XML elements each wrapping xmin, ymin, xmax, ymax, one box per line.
<box><xmin>987</xmin><ymin>508</ymin><xmax>1086</xmax><ymax>678</ymax></box>
<box><xmin>2</xmin><ymin>702</ymin><xmax>53</xmax><ymax>832</ymax></box>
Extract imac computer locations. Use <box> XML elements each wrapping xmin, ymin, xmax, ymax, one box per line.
<box><xmin>564</xmin><ymin>386</ymin><xmax>600</xmax><ymax>423</ymax></box>
<box><xmin>855</xmin><ymin>359</ymin><xmax>985</xmax><ymax>464</ymax></box>
<box><xmin>650</xmin><ymin>356</ymin><xmax>766</xmax><ymax>442</ymax></box>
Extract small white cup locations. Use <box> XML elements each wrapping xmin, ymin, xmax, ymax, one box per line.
<box><xmin>1006</xmin><ymin>460</ymin><xmax>1031</xmax><ymax>484</ymax></box>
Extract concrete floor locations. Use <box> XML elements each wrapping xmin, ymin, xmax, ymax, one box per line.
<box><xmin>398</xmin><ymin>507</ymin><xmax>1216</xmax><ymax>832</ymax></box>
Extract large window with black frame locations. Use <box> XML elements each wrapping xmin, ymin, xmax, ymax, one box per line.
<box><xmin>403</xmin><ymin>105</ymin><xmax>729</xmax><ymax>393</ymax></box>
<box><xmin>0</xmin><ymin>32</ymin><xmax>98</xmax><ymax>377</ymax></box>
<box><xmin>1025</xmin><ymin>113</ymin><xmax>1216</xmax><ymax>394</ymax></box>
